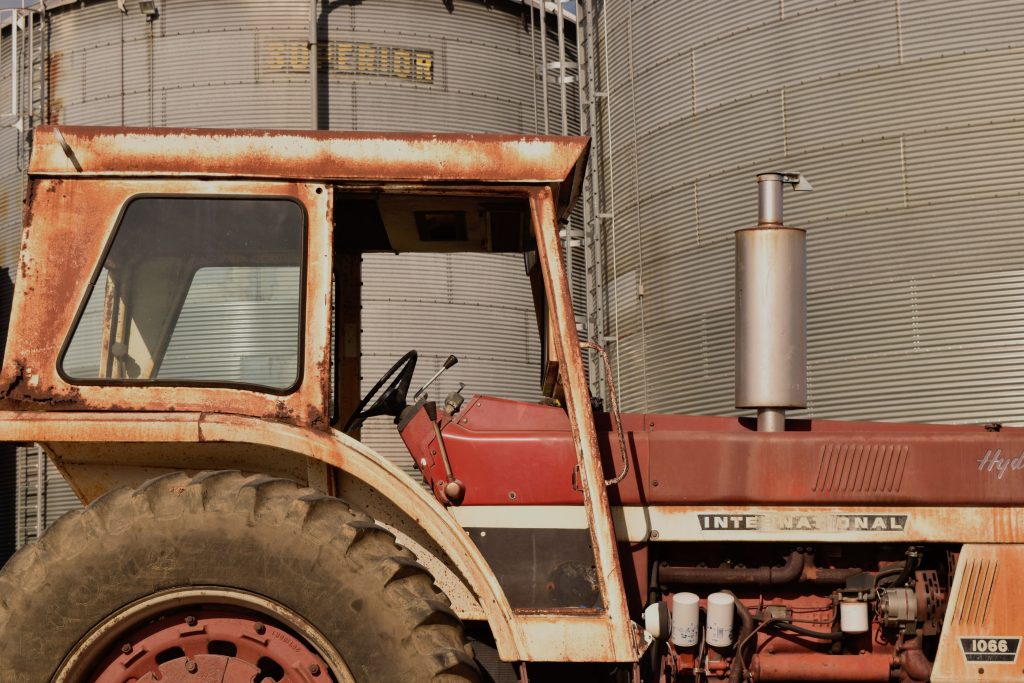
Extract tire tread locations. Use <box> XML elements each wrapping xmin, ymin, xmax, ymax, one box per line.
<box><xmin>0</xmin><ymin>470</ymin><xmax>479</xmax><ymax>683</ymax></box>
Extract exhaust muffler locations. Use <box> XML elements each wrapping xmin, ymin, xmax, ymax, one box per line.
<box><xmin>735</xmin><ymin>173</ymin><xmax>812</xmax><ymax>432</ymax></box>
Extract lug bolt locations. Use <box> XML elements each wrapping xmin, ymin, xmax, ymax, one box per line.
<box><xmin>184</xmin><ymin>659</ymin><xmax>198</xmax><ymax>674</ymax></box>
<box><xmin>121</xmin><ymin>643</ymin><xmax>133</xmax><ymax>654</ymax></box>
<box><xmin>254</xmin><ymin>622</ymin><xmax>266</xmax><ymax>635</ymax></box>
<box><xmin>309</xmin><ymin>663</ymin><xmax>321</xmax><ymax>676</ymax></box>
<box><xmin>184</xmin><ymin>615</ymin><xmax>197</xmax><ymax>626</ymax></box>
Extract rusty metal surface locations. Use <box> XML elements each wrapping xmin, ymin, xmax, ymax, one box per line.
<box><xmin>28</xmin><ymin>126</ymin><xmax>589</xmax><ymax>217</ymax></box>
<box><xmin>0</xmin><ymin>178</ymin><xmax>331</xmax><ymax>427</ymax></box>
<box><xmin>2</xmin><ymin>128</ymin><xmax>591</xmax><ymax>428</ymax></box>
<box><xmin>932</xmin><ymin>544</ymin><xmax>1024</xmax><ymax>683</ymax></box>
<box><xmin>527</xmin><ymin>186</ymin><xmax>637</xmax><ymax>661</ymax></box>
<box><xmin>88</xmin><ymin>607</ymin><xmax>335</xmax><ymax>683</ymax></box>
<box><xmin>612</xmin><ymin>504</ymin><xmax>1024</xmax><ymax>543</ymax></box>
<box><xmin>751</xmin><ymin>653</ymin><xmax>894</xmax><ymax>681</ymax></box>
<box><xmin>659</xmin><ymin>550</ymin><xmax>807</xmax><ymax>586</ymax></box>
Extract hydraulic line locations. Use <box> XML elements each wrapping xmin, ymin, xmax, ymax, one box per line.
<box><xmin>722</xmin><ymin>590</ymin><xmax>753</xmax><ymax>683</ymax></box>
<box><xmin>892</xmin><ymin>548</ymin><xmax>920</xmax><ymax>586</ymax></box>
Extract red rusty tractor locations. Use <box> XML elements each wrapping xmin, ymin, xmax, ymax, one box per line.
<box><xmin>0</xmin><ymin>126</ymin><xmax>1020</xmax><ymax>682</ymax></box>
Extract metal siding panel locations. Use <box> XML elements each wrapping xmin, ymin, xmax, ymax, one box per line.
<box><xmin>901</xmin><ymin>0</ymin><xmax>1024</xmax><ymax>61</ymax></box>
<box><xmin>349</xmin><ymin>83</ymin><xmax>528</xmax><ymax>134</ymax></box>
<box><xmin>694</xmin><ymin>0</ymin><xmax>899</xmax><ymax>113</ymax></box>
<box><xmin>906</xmin><ymin>122</ymin><xmax>1024</xmax><ymax>203</ymax></box>
<box><xmin>159</xmin><ymin>0</ymin><xmax>306</xmax><ymax>33</ymax></box>
<box><xmin>640</xmin><ymin>235</ymin><xmax>734</xmax><ymax>414</ymax></box>
<box><xmin>588</xmin><ymin>0</ymin><xmax>1024</xmax><ymax>427</ymax></box>
<box><xmin>0</xmin><ymin>130</ymin><xmax>21</xmax><ymax>299</ymax></box>
<box><xmin>786</xmin><ymin>50</ymin><xmax>1024</xmax><ymax>152</ymax></box>
<box><xmin>43</xmin><ymin>458</ymin><xmax>79</xmax><ymax>528</ymax></box>
<box><xmin>0</xmin><ymin>443</ymin><xmax>14</xmax><ymax>564</ymax></box>
<box><xmin>45</xmin><ymin>1</ymin><xmax>123</xmax><ymax>125</ymax></box>
<box><xmin>782</xmin><ymin>138</ymin><xmax>907</xmax><ymax>226</ymax></box>
<box><xmin>160</xmin><ymin>81</ymin><xmax>309</xmax><ymax>128</ymax></box>
<box><xmin>638</xmin><ymin>90</ymin><xmax>785</xmax><ymax>206</ymax></box>
<box><xmin>629</xmin><ymin>0</ymin><xmax>780</xmax><ymax>68</ymax></box>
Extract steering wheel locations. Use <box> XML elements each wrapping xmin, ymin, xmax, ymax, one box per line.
<box><xmin>343</xmin><ymin>350</ymin><xmax>418</xmax><ymax>433</ymax></box>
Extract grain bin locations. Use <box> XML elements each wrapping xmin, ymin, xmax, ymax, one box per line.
<box><xmin>579</xmin><ymin>0</ymin><xmax>1024</xmax><ymax>427</ymax></box>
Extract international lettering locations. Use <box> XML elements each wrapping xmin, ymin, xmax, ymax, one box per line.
<box><xmin>698</xmin><ymin>514</ymin><xmax>761</xmax><ymax>531</ymax></box>
<box><xmin>698</xmin><ymin>513</ymin><xmax>908</xmax><ymax>533</ymax></box>
<box><xmin>834</xmin><ymin>515</ymin><xmax>907</xmax><ymax>531</ymax></box>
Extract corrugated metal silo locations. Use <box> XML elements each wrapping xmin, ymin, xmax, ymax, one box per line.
<box><xmin>0</xmin><ymin>0</ymin><xmax>579</xmax><ymax>554</ymax></box>
<box><xmin>580</xmin><ymin>0</ymin><xmax>1024</xmax><ymax>425</ymax></box>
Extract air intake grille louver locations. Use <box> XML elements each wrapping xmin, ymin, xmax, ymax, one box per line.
<box><xmin>955</xmin><ymin>557</ymin><xmax>998</xmax><ymax>626</ymax></box>
<box><xmin>813</xmin><ymin>444</ymin><xmax>909</xmax><ymax>493</ymax></box>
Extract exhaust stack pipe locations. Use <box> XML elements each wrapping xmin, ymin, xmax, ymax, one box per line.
<box><xmin>735</xmin><ymin>173</ymin><xmax>812</xmax><ymax>432</ymax></box>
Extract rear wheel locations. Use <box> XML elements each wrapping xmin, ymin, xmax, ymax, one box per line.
<box><xmin>0</xmin><ymin>470</ymin><xmax>480</xmax><ymax>682</ymax></box>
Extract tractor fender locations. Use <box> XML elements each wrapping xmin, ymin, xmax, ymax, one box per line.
<box><xmin>7</xmin><ymin>410</ymin><xmax>525</xmax><ymax>661</ymax></box>
<box><xmin>197</xmin><ymin>413</ymin><xmax>524</xmax><ymax>660</ymax></box>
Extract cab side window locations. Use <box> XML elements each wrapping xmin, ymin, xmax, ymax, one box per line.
<box><xmin>61</xmin><ymin>197</ymin><xmax>305</xmax><ymax>392</ymax></box>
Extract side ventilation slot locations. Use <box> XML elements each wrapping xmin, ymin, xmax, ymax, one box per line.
<box><xmin>955</xmin><ymin>557</ymin><xmax>998</xmax><ymax>626</ymax></box>
<box><xmin>813</xmin><ymin>444</ymin><xmax>909</xmax><ymax>493</ymax></box>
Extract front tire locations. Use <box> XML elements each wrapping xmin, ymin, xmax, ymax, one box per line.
<box><xmin>0</xmin><ymin>470</ymin><xmax>480</xmax><ymax>682</ymax></box>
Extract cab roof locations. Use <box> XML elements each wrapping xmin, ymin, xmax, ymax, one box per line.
<box><xmin>29</xmin><ymin>126</ymin><xmax>590</xmax><ymax>218</ymax></box>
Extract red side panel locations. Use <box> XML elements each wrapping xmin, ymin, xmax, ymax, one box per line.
<box><xmin>400</xmin><ymin>397</ymin><xmax>582</xmax><ymax>505</ymax></box>
<box><xmin>400</xmin><ymin>395</ymin><xmax>1024</xmax><ymax>507</ymax></box>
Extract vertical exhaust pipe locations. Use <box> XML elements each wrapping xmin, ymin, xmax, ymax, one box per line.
<box><xmin>735</xmin><ymin>173</ymin><xmax>812</xmax><ymax>432</ymax></box>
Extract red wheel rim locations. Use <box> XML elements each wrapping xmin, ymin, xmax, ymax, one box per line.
<box><xmin>86</xmin><ymin>605</ymin><xmax>334</xmax><ymax>683</ymax></box>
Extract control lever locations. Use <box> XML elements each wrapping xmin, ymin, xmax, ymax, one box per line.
<box><xmin>424</xmin><ymin>401</ymin><xmax>465</xmax><ymax>504</ymax></box>
<box><xmin>414</xmin><ymin>354</ymin><xmax>458</xmax><ymax>400</ymax></box>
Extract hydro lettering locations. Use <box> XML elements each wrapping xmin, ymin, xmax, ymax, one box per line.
<box><xmin>977</xmin><ymin>449</ymin><xmax>1024</xmax><ymax>479</ymax></box>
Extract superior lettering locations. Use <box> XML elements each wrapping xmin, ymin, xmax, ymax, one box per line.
<box><xmin>266</xmin><ymin>41</ymin><xmax>434</xmax><ymax>82</ymax></box>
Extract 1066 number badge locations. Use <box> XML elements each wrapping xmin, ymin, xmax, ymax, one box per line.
<box><xmin>960</xmin><ymin>637</ymin><xmax>1020</xmax><ymax>663</ymax></box>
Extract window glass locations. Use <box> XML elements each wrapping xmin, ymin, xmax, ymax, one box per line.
<box><xmin>62</xmin><ymin>268</ymin><xmax>110</xmax><ymax>379</ymax></box>
<box><xmin>61</xmin><ymin>197</ymin><xmax>304</xmax><ymax>391</ymax></box>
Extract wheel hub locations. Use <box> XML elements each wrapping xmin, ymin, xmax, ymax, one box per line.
<box><xmin>89</xmin><ymin>606</ymin><xmax>331</xmax><ymax>683</ymax></box>
<box><xmin>137</xmin><ymin>654</ymin><xmax>259</xmax><ymax>682</ymax></box>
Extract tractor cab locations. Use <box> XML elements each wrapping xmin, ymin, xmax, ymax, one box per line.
<box><xmin>0</xmin><ymin>125</ymin><xmax>640</xmax><ymax>674</ymax></box>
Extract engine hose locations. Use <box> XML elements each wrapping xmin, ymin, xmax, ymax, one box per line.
<box><xmin>768</xmin><ymin>620</ymin><xmax>844</xmax><ymax>641</ymax></box>
<box><xmin>646</xmin><ymin>559</ymin><xmax>661</xmax><ymax>676</ymax></box>
<box><xmin>892</xmin><ymin>549</ymin><xmax>920</xmax><ymax>587</ymax></box>
<box><xmin>874</xmin><ymin>565</ymin><xmax>904</xmax><ymax>587</ymax></box>
<box><xmin>721</xmin><ymin>590</ymin><xmax>753</xmax><ymax>683</ymax></box>
<box><xmin>659</xmin><ymin>551</ymin><xmax>805</xmax><ymax>586</ymax></box>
